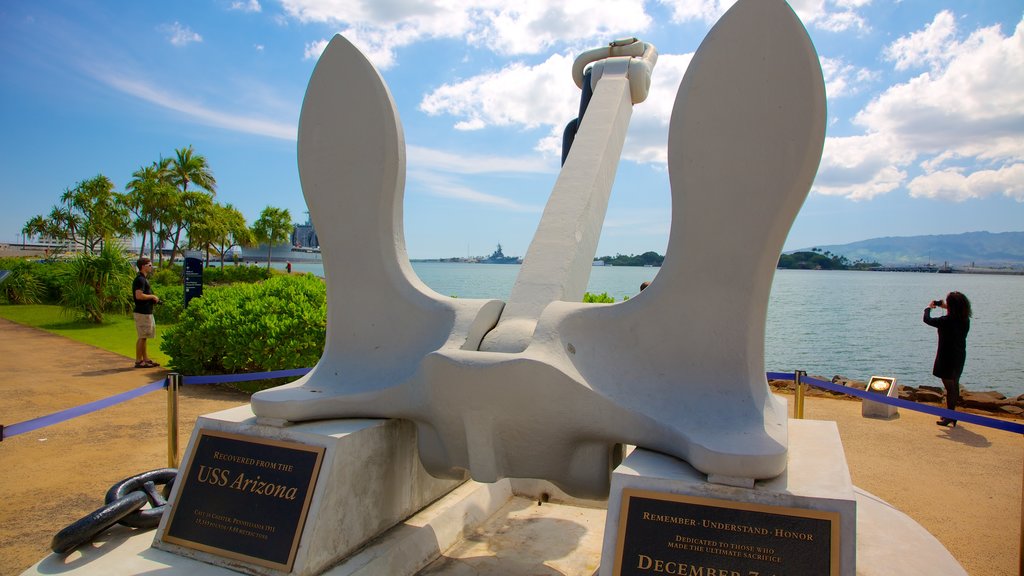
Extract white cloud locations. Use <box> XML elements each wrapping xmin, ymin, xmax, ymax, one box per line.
<box><xmin>908</xmin><ymin>164</ymin><xmax>1024</xmax><ymax>202</ymax></box>
<box><xmin>655</xmin><ymin>0</ymin><xmax>735</xmax><ymax>23</ymax></box>
<box><xmin>231</xmin><ymin>0</ymin><xmax>262</xmax><ymax>13</ymax></box>
<box><xmin>466</xmin><ymin>0</ymin><xmax>651</xmax><ymax>56</ymax></box>
<box><xmin>408</xmin><ymin>145</ymin><xmax>553</xmax><ymax>175</ymax></box>
<box><xmin>418</xmin><ymin>50</ymin><xmax>692</xmax><ymax>164</ymax></box>
<box><xmin>162</xmin><ymin>22</ymin><xmax>203</xmax><ymax>46</ymax></box>
<box><xmin>813</xmin><ymin>133</ymin><xmax>911</xmax><ymax>200</ymax></box>
<box><xmin>820</xmin><ymin>56</ymin><xmax>876</xmax><ymax>98</ymax></box>
<box><xmin>96</xmin><ymin>71</ymin><xmax>296</xmax><ymax>140</ymax></box>
<box><xmin>814</xmin><ymin>13</ymin><xmax>1024</xmax><ymax>201</ymax></box>
<box><xmin>884</xmin><ymin>10</ymin><xmax>956</xmax><ymax>71</ymax></box>
<box><xmin>655</xmin><ymin>0</ymin><xmax>869</xmax><ymax>32</ymax></box>
<box><xmin>410</xmin><ymin>171</ymin><xmax>542</xmax><ymax>212</ymax></box>
<box><xmin>304</xmin><ymin>39</ymin><xmax>329</xmax><ymax>60</ymax></box>
<box><xmin>419</xmin><ymin>53</ymin><xmax>579</xmax><ymax>132</ymax></box>
<box><xmin>280</xmin><ymin>0</ymin><xmax>651</xmax><ymax>68</ymax></box>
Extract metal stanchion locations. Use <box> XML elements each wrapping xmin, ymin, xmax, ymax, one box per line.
<box><xmin>794</xmin><ymin>370</ymin><xmax>807</xmax><ymax>419</ymax></box>
<box><xmin>167</xmin><ymin>373</ymin><xmax>181</xmax><ymax>468</ymax></box>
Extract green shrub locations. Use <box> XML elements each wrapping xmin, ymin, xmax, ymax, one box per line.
<box><xmin>203</xmin><ymin>264</ymin><xmax>272</xmax><ymax>284</ymax></box>
<box><xmin>152</xmin><ymin>283</ymin><xmax>184</xmax><ymax>323</ymax></box>
<box><xmin>32</xmin><ymin>261</ymin><xmax>68</xmax><ymax>304</ymax></box>
<box><xmin>0</xmin><ymin>259</ymin><xmax>43</xmax><ymax>304</ymax></box>
<box><xmin>58</xmin><ymin>245</ymin><xmax>134</xmax><ymax>323</ymax></box>
<box><xmin>150</xmin><ymin>264</ymin><xmax>182</xmax><ymax>285</ymax></box>
<box><xmin>583</xmin><ymin>291</ymin><xmax>617</xmax><ymax>303</ymax></box>
<box><xmin>0</xmin><ymin>258</ymin><xmax>67</xmax><ymax>304</ymax></box>
<box><xmin>150</xmin><ymin>262</ymin><xmax>272</xmax><ymax>286</ymax></box>
<box><xmin>160</xmin><ymin>274</ymin><xmax>326</xmax><ymax>381</ymax></box>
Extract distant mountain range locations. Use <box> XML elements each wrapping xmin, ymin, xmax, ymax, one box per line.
<box><xmin>794</xmin><ymin>231</ymin><xmax>1024</xmax><ymax>267</ymax></box>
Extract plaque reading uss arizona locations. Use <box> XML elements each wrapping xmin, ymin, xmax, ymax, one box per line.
<box><xmin>162</xmin><ymin>430</ymin><xmax>325</xmax><ymax>572</ymax></box>
<box><xmin>613</xmin><ymin>489</ymin><xmax>840</xmax><ymax>576</ymax></box>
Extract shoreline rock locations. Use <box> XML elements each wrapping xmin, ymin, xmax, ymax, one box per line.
<box><xmin>768</xmin><ymin>374</ymin><xmax>1024</xmax><ymax>420</ymax></box>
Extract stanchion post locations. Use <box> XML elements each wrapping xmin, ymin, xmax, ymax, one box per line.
<box><xmin>1019</xmin><ymin>450</ymin><xmax>1023</xmax><ymax>576</ymax></box>
<box><xmin>794</xmin><ymin>370</ymin><xmax>806</xmax><ymax>420</ymax></box>
<box><xmin>167</xmin><ymin>373</ymin><xmax>181</xmax><ymax>468</ymax></box>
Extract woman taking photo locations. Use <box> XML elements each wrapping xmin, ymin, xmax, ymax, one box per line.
<box><xmin>924</xmin><ymin>291</ymin><xmax>972</xmax><ymax>427</ymax></box>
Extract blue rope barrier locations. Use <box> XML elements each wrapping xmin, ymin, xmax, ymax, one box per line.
<box><xmin>6</xmin><ymin>367</ymin><xmax>1017</xmax><ymax>441</ymax></box>
<box><xmin>181</xmin><ymin>367</ymin><xmax>311</xmax><ymax>385</ymax></box>
<box><xmin>2</xmin><ymin>379</ymin><xmax>166</xmax><ymax>441</ymax></box>
<box><xmin>0</xmin><ymin>368</ymin><xmax>312</xmax><ymax>440</ymax></box>
<box><xmin>768</xmin><ymin>371</ymin><xmax>1024</xmax><ymax>435</ymax></box>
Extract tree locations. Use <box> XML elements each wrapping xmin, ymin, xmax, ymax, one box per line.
<box><xmin>124</xmin><ymin>162</ymin><xmax>177</xmax><ymax>261</ymax></box>
<box><xmin>21</xmin><ymin>215</ymin><xmax>60</xmax><ymax>250</ymax></box>
<box><xmin>189</xmin><ymin>201</ymin><xmax>253</xmax><ymax>267</ymax></box>
<box><xmin>24</xmin><ymin>175</ymin><xmax>129</xmax><ymax>255</ymax></box>
<box><xmin>167</xmin><ymin>146</ymin><xmax>217</xmax><ymax>264</ymax></box>
<box><xmin>212</xmin><ymin>203</ymin><xmax>253</xmax><ymax>268</ymax></box>
<box><xmin>252</xmin><ymin>206</ymin><xmax>292</xmax><ymax>269</ymax></box>
<box><xmin>68</xmin><ymin>175</ymin><xmax>130</xmax><ymax>252</ymax></box>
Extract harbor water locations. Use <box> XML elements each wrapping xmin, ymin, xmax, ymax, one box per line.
<box><xmin>278</xmin><ymin>260</ymin><xmax>1024</xmax><ymax>397</ymax></box>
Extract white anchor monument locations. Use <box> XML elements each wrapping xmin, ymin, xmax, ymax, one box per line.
<box><xmin>249</xmin><ymin>0</ymin><xmax>809</xmax><ymax>500</ymax></box>
<box><xmin>23</xmin><ymin>1</ymin><xmax>968</xmax><ymax>575</ymax></box>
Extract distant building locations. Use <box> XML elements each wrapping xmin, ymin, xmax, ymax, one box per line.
<box><xmin>292</xmin><ymin>215</ymin><xmax>318</xmax><ymax>249</ymax></box>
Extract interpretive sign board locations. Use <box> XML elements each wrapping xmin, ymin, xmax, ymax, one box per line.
<box><xmin>183</xmin><ymin>257</ymin><xmax>203</xmax><ymax>307</ymax></box>
<box><xmin>612</xmin><ymin>489</ymin><xmax>840</xmax><ymax>576</ymax></box>
<box><xmin>161</xmin><ymin>429</ymin><xmax>325</xmax><ymax>572</ymax></box>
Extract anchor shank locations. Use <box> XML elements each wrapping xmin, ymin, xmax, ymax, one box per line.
<box><xmin>480</xmin><ymin>59</ymin><xmax>634</xmax><ymax>353</ymax></box>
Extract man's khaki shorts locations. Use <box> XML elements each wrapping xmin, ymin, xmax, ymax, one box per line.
<box><xmin>134</xmin><ymin>313</ymin><xmax>156</xmax><ymax>339</ymax></box>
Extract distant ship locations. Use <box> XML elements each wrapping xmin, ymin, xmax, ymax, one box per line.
<box><xmin>481</xmin><ymin>244</ymin><xmax>520</xmax><ymax>264</ymax></box>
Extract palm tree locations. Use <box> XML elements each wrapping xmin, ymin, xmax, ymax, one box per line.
<box><xmin>167</xmin><ymin>146</ymin><xmax>217</xmax><ymax>263</ymax></box>
<box><xmin>125</xmin><ymin>163</ymin><xmax>176</xmax><ymax>261</ymax></box>
<box><xmin>170</xmin><ymin>145</ymin><xmax>217</xmax><ymax>195</ymax></box>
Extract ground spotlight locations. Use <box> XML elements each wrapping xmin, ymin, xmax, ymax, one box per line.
<box><xmin>862</xmin><ymin>376</ymin><xmax>898</xmax><ymax>419</ymax></box>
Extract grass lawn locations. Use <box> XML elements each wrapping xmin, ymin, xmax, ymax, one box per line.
<box><xmin>0</xmin><ymin>304</ymin><xmax>171</xmax><ymax>366</ymax></box>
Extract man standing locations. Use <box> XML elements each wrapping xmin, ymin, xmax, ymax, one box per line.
<box><xmin>133</xmin><ymin>257</ymin><xmax>160</xmax><ymax>368</ymax></box>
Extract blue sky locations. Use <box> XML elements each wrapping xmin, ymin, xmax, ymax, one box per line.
<box><xmin>1</xmin><ymin>0</ymin><xmax>1021</xmax><ymax>260</ymax></box>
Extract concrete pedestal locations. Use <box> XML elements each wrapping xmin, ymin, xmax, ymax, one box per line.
<box><xmin>600</xmin><ymin>420</ymin><xmax>857</xmax><ymax>576</ymax></box>
<box><xmin>862</xmin><ymin>398</ymin><xmax>899</xmax><ymax>419</ymax></box>
<box><xmin>152</xmin><ymin>406</ymin><xmax>464</xmax><ymax>576</ymax></box>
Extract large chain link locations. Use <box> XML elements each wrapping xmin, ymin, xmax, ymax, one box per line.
<box><xmin>51</xmin><ymin>468</ymin><xmax>177</xmax><ymax>554</ymax></box>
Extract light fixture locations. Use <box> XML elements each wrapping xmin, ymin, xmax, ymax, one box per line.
<box><xmin>862</xmin><ymin>375</ymin><xmax>898</xmax><ymax>419</ymax></box>
<box><xmin>868</xmin><ymin>376</ymin><xmax>895</xmax><ymax>394</ymax></box>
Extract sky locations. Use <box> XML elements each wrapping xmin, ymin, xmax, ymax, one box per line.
<box><xmin>0</xmin><ymin>1</ymin><xmax>1022</xmax><ymax>260</ymax></box>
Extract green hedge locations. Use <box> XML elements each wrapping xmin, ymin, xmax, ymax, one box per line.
<box><xmin>152</xmin><ymin>284</ymin><xmax>183</xmax><ymax>323</ymax></box>
<box><xmin>150</xmin><ymin>262</ymin><xmax>272</xmax><ymax>286</ymax></box>
<box><xmin>583</xmin><ymin>291</ymin><xmax>621</xmax><ymax>303</ymax></box>
<box><xmin>160</xmin><ymin>274</ymin><xmax>326</xmax><ymax>378</ymax></box>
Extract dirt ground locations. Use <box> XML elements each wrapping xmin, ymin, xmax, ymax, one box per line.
<box><xmin>0</xmin><ymin>318</ymin><xmax>250</xmax><ymax>575</ymax></box>
<box><xmin>1</xmin><ymin>316</ymin><xmax>1021</xmax><ymax>575</ymax></box>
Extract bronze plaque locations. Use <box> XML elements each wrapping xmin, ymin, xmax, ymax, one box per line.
<box><xmin>162</xmin><ymin>429</ymin><xmax>325</xmax><ymax>572</ymax></box>
<box><xmin>613</xmin><ymin>489</ymin><xmax>840</xmax><ymax>576</ymax></box>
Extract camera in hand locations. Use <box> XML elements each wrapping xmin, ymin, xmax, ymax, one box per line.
<box><xmin>932</xmin><ymin>300</ymin><xmax>943</xmax><ymax>307</ymax></box>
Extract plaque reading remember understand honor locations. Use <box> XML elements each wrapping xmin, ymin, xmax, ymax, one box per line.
<box><xmin>162</xmin><ymin>430</ymin><xmax>325</xmax><ymax>572</ymax></box>
<box><xmin>613</xmin><ymin>489</ymin><xmax>840</xmax><ymax>576</ymax></box>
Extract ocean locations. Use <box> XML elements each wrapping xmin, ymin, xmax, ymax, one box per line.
<box><xmin>277</xmin><ymin>260</ymin><xmax>1024</xmax><ymax>397</ymax></box>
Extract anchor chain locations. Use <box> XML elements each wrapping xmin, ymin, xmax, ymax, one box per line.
<box><xmin>51</xmin><ymin>468</ymin><xmax>177</xmax><ymax>554</ymax></box>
